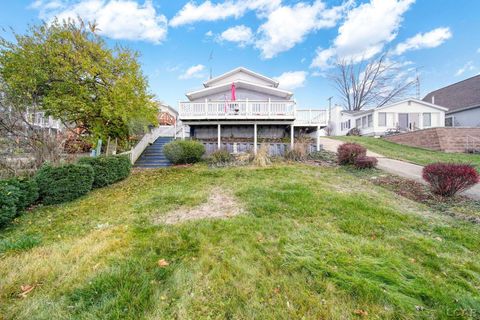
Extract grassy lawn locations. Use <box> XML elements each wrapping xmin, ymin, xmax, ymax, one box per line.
<box><xmin>1</xmin><ymin>164</ymin><xmax>480</xmax><ymax>319</ymax></box>
<box><xmin>331</xmin><ymin>136</ymin><xmax>480</xmax><ymax>168</ymax></box>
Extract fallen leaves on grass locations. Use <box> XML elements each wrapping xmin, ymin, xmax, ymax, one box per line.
<box><xmin>353</xmin><ymin>309</ymin><xmax>368</xmax><ymax>316</ymax></box>
<box><xmin>18</xmin><ymin>285</ymin><xmax>35</xmax><ymax>298</ymax></box>
<box><xmin>158</xmin><ymin>259</ymin><xmax>169</xmax><ymax>267</ymax></box>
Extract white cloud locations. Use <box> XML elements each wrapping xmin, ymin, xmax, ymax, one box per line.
<box><xmin>31</xmin><ymin>0</ymin><xmax>168</xmax><ymax>43</ymax></box>
<box><xmin>256</xmin><ymin>1</ymin><xmax>348</xmax><ymax>59</ymax></box>
<box><xmin>179</xmin><ymin>64</ymin><xmax>206</xmax><ymax>79</ymax></box>
<box><xmin>170</xmin><ymin>0</ymin><xmax>280</xmax><ymax>27</ymax></box>
<box><xmin>205</xmin><ymin>30</ymin><xmax>213</xmax><ymax>37</ymax></box>
<box><xmin>219</xmin><ymin>25</ymin><xmax>253</xmax><ymax>47</ymax></box>
<box><xmin>393</xmin><ymin>27</ymin><xmax>452</xmax><ymax>55</ymax></box>
<box><xmin>311</xmin><ymin>0</ymin><xmax>415</xmax><ymax>69</ymax></box>
<box><xmin>275</xmin><ymin>71</ymin><xmax>308</xmax><ymax>90</ymax></box>
<box><xmin>477</xmin><ymin>48</ymin><xmax>480</xmax><ymax>54</ymax></box>
<box><xmin>455</xmin><ymin>61</ymin><xmax>475</xmax><ymax>77</ymax></box>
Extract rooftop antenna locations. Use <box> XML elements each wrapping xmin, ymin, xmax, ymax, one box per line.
<box><xmin>208</xmin><ymin>50</ymin><xmax>214</xmax><ymax>79</ymax></box>
<box><xmin>415</xmin><ymin>67</ymin><xmax>423</xmax><ymax>99</ymax></box>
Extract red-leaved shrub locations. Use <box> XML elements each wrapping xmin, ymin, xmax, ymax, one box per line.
<box><xmin>337</xmin><ymin>143</ymin><xmax>367</xmax><ymax>165</ymax></box>
<box><xmin>354</xmin><ymin>156</ymin><xmax>378</xmax><ymax>169</ymax></box>
<box><xmin>422</xmin><ymin>163</ymin><xmax>479</xmax><ymax>197</ymax></box>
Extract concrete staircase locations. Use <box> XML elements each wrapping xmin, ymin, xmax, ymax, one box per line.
<box><xmin>134</xmin><ymin>137</ymin><xmax>173</xmax><ymax>168</ymax></box>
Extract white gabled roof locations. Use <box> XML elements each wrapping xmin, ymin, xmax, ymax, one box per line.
<box><xmin>186</xmin><ymin>80</ymin><xmax>292</xmax><ymax>100</ymax></box>
<box><xmin>375</xmin><ymin>98</ymin><xmax>449</xmax><ymax>111</ymax></box>
<box><xmin>203</xmin><ymin>67</ymin><xmax>279</xmax><ymax>88</ymax></box>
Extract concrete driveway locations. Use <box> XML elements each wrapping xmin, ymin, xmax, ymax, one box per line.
<box><xmin>321</xmin><ymin>137</ymin><xmax>480</xmax><ymax>200</ymax></box>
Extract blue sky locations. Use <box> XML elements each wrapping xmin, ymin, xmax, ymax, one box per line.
<box><xmin>1</xmin><ymin>0</ymin><xmax>479</xmax><ymax>110</ymax></box>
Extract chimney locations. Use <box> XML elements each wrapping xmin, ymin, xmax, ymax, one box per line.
<box><xmin>432</xmin><ymin>95</ymin><xmax>435</xmax><ymax>104</ymax></box>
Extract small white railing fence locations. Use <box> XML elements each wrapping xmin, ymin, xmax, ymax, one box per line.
<box><xmin>179</xmin><ymin>99</ymin><xmax>296</xmax><ymax>119</ymax></box>
<box><xmin>124</xmin><ymin>125</ymin><xmax>175</xmax><ymax>164</ymax></box>
<box><xmin>294</xmin><ymin>109</ymin><xmax>328</xmax><ymax>126</ymax></box>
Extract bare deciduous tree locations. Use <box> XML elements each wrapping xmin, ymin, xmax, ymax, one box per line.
<box><xmin>330</xmin><ymin>53</ymin><xmax>415</xmax><ymax>111</ymax></box>
<box><xmin>0</xmin><ymin>81</ymin><xmax>67</xmax><ymax>176</ymax></box>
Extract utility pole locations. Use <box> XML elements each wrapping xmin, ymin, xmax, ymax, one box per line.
<box><xmin>327</xmin><ymin>96</ymin><xmax>333</xmax><ymax>123</ymax></box>
<box><xmin>208</xmin><ymin>50</ymin><xmax>214</xmax><ymax>79</ymax></box>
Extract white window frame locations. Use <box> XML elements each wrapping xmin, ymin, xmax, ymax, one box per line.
<box><xmin>378</xmin><ymin>112</ymin><xmax>387</xmax><ymax>127</ymax></box>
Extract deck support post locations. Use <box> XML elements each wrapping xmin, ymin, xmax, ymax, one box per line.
<box><xmin>316</xmin><ymin>125</ymin><xmax>320</xmax><ymax>151</ymax></box>
<box><xmin>290</xmin><ymin>124</ymin><xmax>294</xmax><ymax>150</ymax></box>
<box><xmin>254</xmin><ymin>123</ymin><xmax>258</xmax><ymax>154</ymax></box>
<box><xmin>217</xmin><ymin>124</ymin><xmax>221</xmax><ymax>150</ymax></box>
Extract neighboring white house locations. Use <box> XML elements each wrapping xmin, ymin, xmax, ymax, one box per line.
<box><xmin>178</xmin><ymin>67</ymin><xmax>327</xmax><ymax>154</ymax></box>
<box><xmin>330</xmin><ymin>99</ymin><xmax>447</xmax><ymax>137</ymax></box>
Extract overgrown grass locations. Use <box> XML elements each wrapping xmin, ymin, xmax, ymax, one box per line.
<box><xmin>1</xmin><ymin>164</ymin><xmax>480</xmax><ymax>319</ymax></box>
<box><xmin>332</xmin><ymin>136</ymin><xmax>480</xmax><ymax>168</ymax></box>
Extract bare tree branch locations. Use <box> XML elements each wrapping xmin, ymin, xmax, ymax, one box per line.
<box><xmin>329</xmin><ymin>52</ymin><xmax>415</xmax><ymax>111</ymax></box>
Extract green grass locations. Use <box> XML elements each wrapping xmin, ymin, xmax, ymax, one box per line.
<box><xmin>332</xmin><ymin>136</ymin><xmax>480</xmax><ymax>168</ymax></box>
<box><xmin>1</xmin><ymin>164</ymin><xmax>480</xmax><ymax>319</ymax></box>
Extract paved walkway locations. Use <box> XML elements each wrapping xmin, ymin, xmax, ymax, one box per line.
<box><xmin>321</xmin><ymin>138</ymin><xmax>480</xmax><ymax>200</ymax></box>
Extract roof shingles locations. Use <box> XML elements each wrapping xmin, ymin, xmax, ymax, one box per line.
<box><xmin>423</xmin><ymin>75</ymin><xmax>480</xmax><ymax>113</ymax></box>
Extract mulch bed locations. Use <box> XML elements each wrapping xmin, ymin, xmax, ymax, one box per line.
<box><xmin>370</xmin><ymin>174</ymin><xmax>480</xmax><ymax>224</ymax></box>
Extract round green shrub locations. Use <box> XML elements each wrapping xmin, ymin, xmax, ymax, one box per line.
<box><xmin>0</xmin><ymin>182</ymin><xmax>20</xmax><ymax>228</ymax></box>
<box><xmin>35</xmin><ymin>163</ymin><xmax>94</xmax><ymax>205</ymax></box>
<box><xmin>163</xmin><ymin>140</ymin><xmax>205</xmax><ymax>164</ymax></box>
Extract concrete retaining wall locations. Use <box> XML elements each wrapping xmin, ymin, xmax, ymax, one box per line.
<box><xmin>384</xmin><ymin>127</ymin><xmax>480</xmax><ymax>152</ymax></box>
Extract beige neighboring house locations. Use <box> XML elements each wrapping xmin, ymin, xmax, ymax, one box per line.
<box><xmin>330</xmin><ymin>99</ymin><xmax>447</xmax><ymax>137</ymax></box>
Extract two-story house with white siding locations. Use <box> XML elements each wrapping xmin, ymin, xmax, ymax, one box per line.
<box><xmin>178</xmin><ymin>67</ymin><xmax>327</xmax><ymax>155</ymax></box>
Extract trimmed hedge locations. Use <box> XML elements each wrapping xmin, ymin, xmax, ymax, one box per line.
<box><xmin>35</xmin><ymin>163</ymin><xmax>94</xmax><ymax>205</ymax></box>
<box><xmin>422</xmin><ymin>163</ymin><xmax>479</xmax><ymax>197</ymax></box>
<box><xmin>0</xmin><ymin>182</ymin><xmax>19</xmax><ymax>228</ymax></box>
<box><xmin>4</xmin><ymin>177</ymin><xmax>39</xmax><ymax>212</ymax></box>
<box><xmin>77</xmin><ymin>155</ymin><xmax>131</xmax><ymax>188</ymax></box>
<box><xmin>337</xmin><ymin>143</ymin><xmax>367</xmax><ymax>165</ymax></box>
<box><xmin>164</xmin><ymin>140</ymin><xmax>205</xmax><ymax>164</ymax></box>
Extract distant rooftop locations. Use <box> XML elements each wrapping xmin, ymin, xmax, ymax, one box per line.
<box><xmin>423</xmin><ymin>74</ymin><xmax>480</xmax><ymax>113</ymax></box>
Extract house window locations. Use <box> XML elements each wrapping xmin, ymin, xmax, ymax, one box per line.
<box><xmin>362</xmin><ymin>116</ymin><xmax>367</xmax><ymax>128</ymax></box>
<box><xmin>445</xmin><ymin>116</ymin><xmax>454</xmax><ymax>127</ymax></box>
<box><xmin>347</xmin><ymin>120</ymin><xmax>351</xmax><ymax>129</ymax></box>
<box><xmin>378</xmin><ymin>112</ymin><xmax>386</xmax><ymax>126</ymax></box>
<box><xmin>423</xmin><ymin>113</ymin><xmax>431</xmax><ymax>127</ymax></box>
<box><xmin>356</xmin><ymin>118</ymin><xmax>361</xmax><ymax>128</ymax></box>
<box><xmin>367</xmin><ymin>114</ymin><xmax>373</xmax><ymax>127</ymax></box>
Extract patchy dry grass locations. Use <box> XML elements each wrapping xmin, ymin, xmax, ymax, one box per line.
<box><xmin>1</xmin><ymin>164</ymin><xmax>480</xmax><ymax>319</ymax></box>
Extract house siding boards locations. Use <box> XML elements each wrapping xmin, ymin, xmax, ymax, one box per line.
<box><xmin>447</xmin><ymin>107</ymin><xmax>480</xmax><ymax>127</ymax></box>
<box><xmin>190</xmin><ymin>87</ymin><xmax>288</xmax><ymax>102</ymax></box>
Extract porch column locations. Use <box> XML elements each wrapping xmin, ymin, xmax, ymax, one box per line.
<box><xmin>290</xmin><ymin>124</ymin><xmax>294</xmax><ymax>150</ymax></box>
<box><xmin>254</xmin><ymin>123</ymin><xmax>258</xmax><ymax>154</ymax></box>
<box><xmin>182</xmin><ymin>126</ymin><xmax>185</xmax><ymax>140</ymax></box>
<box><xmin>316</xmin><ymin>125</ymin><xmax>321</xmax><ymax>151</ymax></box>
<box><xmin>418</xmin><ymin>113</ymin><xmax>424</xmax><ymax>130</ymax></box>
<box><xmin>217</xmin><ymin>124</ymin><xmax>221</xmax><ymax>150</ymax></box>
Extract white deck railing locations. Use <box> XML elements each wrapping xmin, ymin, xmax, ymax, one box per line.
<box><xmin>179</xmin><ymin>99</ymin><xmax>296</xmax><ymax>120</ymax></box>
<box><xmin>179</xmin><ymin>100</ymin><xmax>327</xmax><ymax>126</ymax></box>
<box><xmin>294</xmin><ymin>110</ymin><xmax>328</xmax><ymax>126</ymax></box>
<box><xmin>27</xmin><ymin>112</ymin><xmax>62</xmax><ymax>130</ymax></box>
